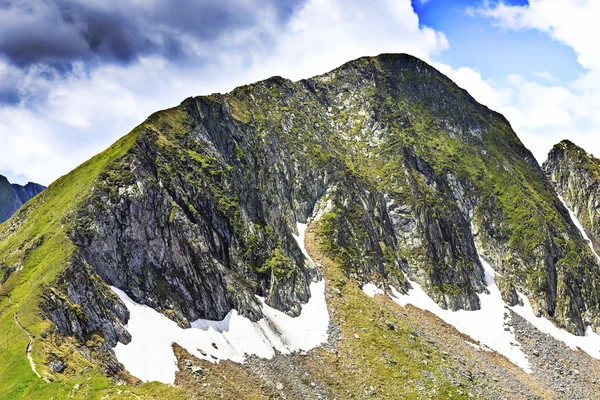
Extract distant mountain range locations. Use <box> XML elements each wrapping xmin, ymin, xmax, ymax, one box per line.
<box><xmin>0</xmin><ymin>175</ymin><xmax>45</xmax><ymax>223</ymax></box>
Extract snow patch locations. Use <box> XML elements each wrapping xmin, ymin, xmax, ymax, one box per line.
<box><xmin>388</xmin><ymin>258</ymin><xmax>532</xmax><ymax>373</ymax></box>
<box><xmin>511</xmin><ymin>292</ymin><xmax>600</xmax><ymax>360</ymax></box>
<box><xmin>362</xmin><ymin>283</ymin><xmax>384</xmax><ymax>298</ymax></box>
<box><xmin>293</xmin><ymin>223</ymin><xmax>314</xmax><ymax>266</ymax></box>
<box><xmin>386</xmin><ymin>248</ymin><xmax>600</xmax><ymax>371</ymax></box>
<box><xmin>112</xmin><ymin>281</ymin><xmax>329</xmax><ymax>384</ymax></box>
<box><xmin>111</xmin><ymin>222</ymin><xmax>329</xmax><ymax>384</ymax></box>
<box><xmin>558</xmin><ymin>195</ymin><xmax>600</xmax><ymax>261</ymax></box>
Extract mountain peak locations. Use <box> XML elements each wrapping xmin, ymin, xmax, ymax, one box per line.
<box><xmin>4</xmin><ymin>54</ymin><xmax>600</xmax><ymax>398</ymax></box>
<box><xmin>545</xmin><ymin>141</ymin><xmax>600</xmax><ymax>272</ymax></box>
<box><xmin>546</xmin><ymin>139</ymin><xmax>600</xmax><ymax>178</ymax></box>
<box><xmin>0</xmin><ymin>174</ymin><xmax>45</xmax><ymax>223</ymax></box>
<box><xmin>552</xmin><ymin>139</ymin><xmax>585</xmax><ymax>154</ymax></box>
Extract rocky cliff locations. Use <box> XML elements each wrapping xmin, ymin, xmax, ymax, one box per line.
<box><xmin>0</xmin><ymin>175</ymin><xmax>45</xmax><ymax>223</ymax></box>
<box><xmin>2</xmin><ymin>54</ymin><xmax>600</xmax><ymax>399</ymax></box>
<box><xmin>544</xmin><ymin>140</ymin><xmax>600</xmax><ymax>253</ymax></box>
<box><xmin>55</xmin><ymin>55</ymin><xmax>600</xmax><ymax>337</ymax></box>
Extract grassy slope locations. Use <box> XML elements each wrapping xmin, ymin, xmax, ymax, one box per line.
<box><xmin>0</xmin><ymin>55</ymin><xmax>582</xmax><ymax>398</ymax></box>
<box><xmin>305</xmin><ymin>220</ymin><xmax>552</xmax><ymax>399</ymax></box>
<box><xmin>0</xmin><ymin>108</ymin><xmax>550</xmax><ymax>398</ymax></box>
<box><xmin>0</xmin><ymin>112</ymin><xmax>198</xmax><ymax>399</ymax></box>
<box><xmin>0</xmin><ymin>129</ymin><xmax>138</xmax><ymax>398</ymax></box>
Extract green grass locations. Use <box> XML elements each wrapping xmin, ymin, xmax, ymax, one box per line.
<box><xmin>304</xmin><ymin>224</ymin><xmax>483</xmax><ymax>399</ymax></box>
<box><xmin>0</xmin><ymin>116</ymin><xmax>193</xmax><ymax>399</ymax></box>
<box><xmin>0</xmin><ymin>53</ymin><xmax>597</xmax><ymax>397</ymax></box>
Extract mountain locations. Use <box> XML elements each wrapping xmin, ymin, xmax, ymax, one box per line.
<box><xmin>544</xmin><ymin>140</ymin><xmax>600</xmax><ymax>253</ymax></box>
<box><xmin>0</xmin><ymin>175</ymin><xmax>45</xmax><ymax>223</ymax></box>
<box><xmin>2</xmin><ymin>54</ymin><xmax>600</xmax><ymax>399</ymax></box>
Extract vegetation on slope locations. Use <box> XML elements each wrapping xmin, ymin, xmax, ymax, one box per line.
<box><xmin>544</xmin><ymin>140</ymin><xmax>600</xmax><ymax>258</ymax></box>
<box><xmin>1</xmin><ymin>53</ymin><xmax>600</xmax><ymax>398</ymax></box>
<box><xmin>0</xmin><ymin>114</ymin><xmax>189</xmax><ymax>399</ymax></box>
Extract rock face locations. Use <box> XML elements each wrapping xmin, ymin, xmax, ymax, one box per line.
<box><xmin>3</xmin><ymin>53</ymin><xmax>600</xmax><ymax>376</ymax></box>
<box><xmin>0</xmin><ymin>175</ymin><xmax>45</xmax><ymax>223</ymax></box>
<box><xmin>544</xmin><ymin>140</ymin><xmax>600</xmax><ymax>253</ymax></box>
<box><xmin>34</xmin><ymin>53</ymin><xmax>599</xmax><ymax>340</ymax></box>
<box><xmin>6</xmin><ymin>53</ymin><xmax>600</xmax><ymax>398</ymax></box>
<box><xmin>40</xmin><ymin>254</ymin><xmax>131</xmax><ymax>347</ymax></box>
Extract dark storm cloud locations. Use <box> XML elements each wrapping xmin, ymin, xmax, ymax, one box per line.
<box><xmin>0</xmin><ymin>0</ymin><xmax>303</xmax><ymax>67</ymax></box>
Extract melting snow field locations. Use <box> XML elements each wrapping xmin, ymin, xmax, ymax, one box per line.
<box><xmin>511</xmin><ymin>292</ymin><xmax>600</xmax><ymax>359</ymax></box>
<box><xmin>112</xmin><ymin>222</ymin><xmax>329</xmax><ymax>384</ymax></box>
<box><xmin>375</xmin><ymin>259</ymin><xmax>532</xmax><ymax>372</ymax></box>
<box><xmin>359</xmin><ymin>196</ymin><xmax>600</xmax><ymax>373</ymax></box>
<box><xmin>507</xmin><ymin>196</ymin><xmax>600</xmax><ymax>357</ymax></box>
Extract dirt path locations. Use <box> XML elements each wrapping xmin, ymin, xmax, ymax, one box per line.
<box><xmin>13</xmin><ymin>312</ymin><xmax>46</xmax><ymax>381</ymax></box>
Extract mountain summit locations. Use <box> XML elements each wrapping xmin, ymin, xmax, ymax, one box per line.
<box><xmin>2</xmin><ymin>54</ymin><xmax>600</xmax><ymax>399</ymax></box>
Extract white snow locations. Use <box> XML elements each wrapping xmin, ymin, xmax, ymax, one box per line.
<box><xmin>111</xmin><ymin>222</ymin><xmax>329</xmax><ymax>384</ymax></box>
<box><xmin>294</xmin><ymin>222</ymin><xmax>314</xmax><ymax>266</ymax></box>
<box><xmin>464</xmin><ymin>340</ymin><xmax>490</xmax><ymax>352</ymax></box>
<box><xmin>384</xmin><ymin>245</ymin><xmax>600</xmax><ymax>371</ymax></box>
<box><xmin>388</xmin><ymin>258</ymin><xmax>532</xmax><ymax>373</ymax></box>
<box><xmin>558</xmin><ymin>195</ymin><xmax>600</xmax><ymax>261</ymax></box>
<box><xmin>362</xmin><ymin>283</ymin><xmax>384</xmax><ymax>298</ymax></box>
<box><xmin>511</xmin><ymin>291</ymin><xmax>600</xmax><ymax>360</ymax></box>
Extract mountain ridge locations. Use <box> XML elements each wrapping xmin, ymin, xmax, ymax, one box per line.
<box><xmin>544</xmin><ymin>139</ymin><xmax>600</xmax><ymax>255</ymax></box>
<box><xmin>0</xmin><ymin>175</ymin><xmax>45</xmax><ymax>224</ymax></box>
<box><xmin>2</xmin><ymin>53</ymin><xmax>600</xmax><ymax>399</ymax></box>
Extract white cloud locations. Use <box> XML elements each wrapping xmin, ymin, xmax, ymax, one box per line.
<box><xmin>256</xmin><ymin>0</ymin><xmax>448</xmax><ymax>81</ymax></box>
<box><xmin>472</xmin><ymin>0</ymin><xmax>600</xmax><ymax>71</ymax></box>
<box><xmin>444</xmin><ymin>0</ymin><xmax>600</xmax><ymax>163</ymax></box>
<box><xmin>532</xmin><ymin>71</ymin><xmax>559</xmax><ymax>84</ymax></box>
<box><xmin>5</xmin><ymin>0</ymin><xmax>600</xmax><ymax>187</ymax></box>
<box><xmin>12</xmin><ymin>0</ymin><xmax>600</xmax><ymax>184</ymax></box>
<box><xmin>0</xmin><ymin>0</ymin><xmax>448</xmax><ymax>184</ymax></box>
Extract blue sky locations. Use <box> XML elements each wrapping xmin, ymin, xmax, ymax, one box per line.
<box><xmin>0</xmin><ymin>0</ymin><xmax>598</xmax><ymax>184</ymax></box>
<box><xmin>413</xmin><ymin>0</ymin><xmax>583</xmax><ymax>84</ymax></box>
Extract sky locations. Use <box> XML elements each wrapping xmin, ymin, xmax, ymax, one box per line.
<box><xmin>0</xmin><ymin>0</ymin><xmax>598</xmax><ymax>185</ymax></box>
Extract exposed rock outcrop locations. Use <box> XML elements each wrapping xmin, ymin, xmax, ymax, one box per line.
<box><xmin>544</xmin><ymin>140</ymin><xmax>600</xmax><ymax>252</ymax></box>
<box><xmin>40</xmin><ymin>54</ymin><xmax>600</xmax><ymax>339</ymax></box>
<box><xmin>40</xmin><ymin>254</ymin><xmax>131</xmax><ymax>347</ymax></box>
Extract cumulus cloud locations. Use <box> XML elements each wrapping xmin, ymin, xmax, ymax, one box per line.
<box><xmin>5</xmin><ymin>0</ymin><xmax>600</xmax><ymax>187</ymax></box>
<box><xmin>0</xmin><ymin>0</ymin><xmax>448</xmax><ymax>184</ymax></box>
<box><xmin>255</xmin><ymin>0</ymin><xmax>448</xmax><ymax>81</ymax></box>
<box><xmin>470</xmin><ymin>1</ymin><xmax>600</xmax><ymax>70</ymax></box>
<box><xmin>456</xmin><ymin>0</ymin><xmax>600</xmax><ymax>163</ymax></box>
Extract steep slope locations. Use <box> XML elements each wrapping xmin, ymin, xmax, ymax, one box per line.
<box><xmin>544</xmin><ymin>140</ymin><xmax>600</xmax><ymax>254</ymax></box>
<box><xmin>65</xmin><ymin>54</ymin><xmax>600</xmax><ymax>335</ymax></box>
<box><xmin>2</xmin><ymin>54</ymin><xmax>600</xmax><ymax>399</ymax></box>
<box><xmin>0</xmin><ymin>175</ymin><xmax>45</xmax><ymax>223</ymax></box>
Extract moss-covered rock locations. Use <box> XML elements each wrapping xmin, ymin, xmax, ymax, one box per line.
<box><xmin>3</xmin><ymin>53</ymin><xmax>600</xmax><ymax>398</ymax></box>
